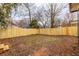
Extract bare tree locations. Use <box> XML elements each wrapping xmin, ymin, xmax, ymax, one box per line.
<box><xmin>12</xmin><ymin>3</ymin><xmax>36</xmax><ymax>28</ymax></box>
<box><xmin>47</xmin><ymin>3</ymin><xmax>67</xmax><ymax>28</ymax></box>
<box><xmin>23</xmin><ymin>3</ymin><xmax>35</xmax><ymax>22</ymax></box>
<box><xmin>62</xmin><ymin>12</ymin><xmax>74</xmax><ymax>26</ymax></box>
<box><xmin>11</xmin><ymin>3</ymin><xmax>67</xmax><ymax>28</ymax></box>
<box><xmin>34</xmin><ymin>6</ymin><xmax>50</xmax><ymax>28</ymax></box>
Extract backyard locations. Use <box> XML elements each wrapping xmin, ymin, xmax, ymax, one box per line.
<box><xmin>0</xmin><ymin>35</ymin><xmax>78</xmax><ymax>56</ymax></box>
<box><xmin>0</xmin><ymin>3</ymin><xmax>79</xmax><ymax>56</ymax></box>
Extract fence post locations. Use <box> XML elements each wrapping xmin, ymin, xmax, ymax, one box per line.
<box><xmin>77</xmin><ymin>11</ymin><xmax>79</xmax><ymax>47</ymax></box>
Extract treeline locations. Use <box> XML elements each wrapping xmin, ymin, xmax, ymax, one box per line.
<box><xmin>0</xmin><ymin>3</ymin><xmax>76</xmax><ymax>29</ymax></box>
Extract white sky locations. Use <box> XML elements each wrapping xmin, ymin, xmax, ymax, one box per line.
<box><xmin>11</xmin><ymin>3</ymin><xmax>77</xmax><ymax>21</ymax></box>
<box><xmin>11</xmin><ymin>3</ymin><xmax>45</xmax><ymax>20</ymax></box>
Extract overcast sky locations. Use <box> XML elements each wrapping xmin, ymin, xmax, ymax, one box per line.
<box><xmin>11</xmin><ymin>3</ymin><xmax>77</xmax><ymax>21</ymax></box>
<box><xmin>11</xmin><ymin>3</ymin><xmax>45</xmax><ymax>20</ymax></box>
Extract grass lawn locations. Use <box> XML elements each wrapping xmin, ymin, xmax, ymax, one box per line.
<box><xmin>0</xmin><ymin>35</ymin><xmax>78</xmax><ymax>56</ymax></box>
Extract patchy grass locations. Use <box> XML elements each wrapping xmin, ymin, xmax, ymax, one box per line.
<box><xmin>0</xmin><ymin>35</ymin><xmax>78</xmax><ymax>56</ymax></box>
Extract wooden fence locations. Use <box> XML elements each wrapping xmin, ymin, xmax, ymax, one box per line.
<box><xmin>0</xmin><ymin>26</ymin><xmax>38</xmax><ymax>39</ymax></box>
<box><xmin>0</xmin><ymin>26</ymin><xmax>78</xmax><ymax>39</ymax></box>
<box><xmin>39</xmin><ymin>26</ymin><xmax>77</xmax><ymax>36</ymax></box>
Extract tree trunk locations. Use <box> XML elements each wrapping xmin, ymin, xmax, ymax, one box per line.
<box><xmin>50</xmin><ymin>4</ymin><xmax>54</xmax><ymax>28</ymax></box>
<box><xmin>28</xmin><ymin>8</ymin><xmax>31</xmax><ymax>23</ymax></box>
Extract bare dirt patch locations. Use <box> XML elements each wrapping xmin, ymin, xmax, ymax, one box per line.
<box><xmin>0</xmin><ymin>35</ymin><xmax>78</xmax><ymax>56</ymax></box>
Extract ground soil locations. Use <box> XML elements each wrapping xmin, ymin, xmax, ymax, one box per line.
<box><xmin>0</xmin><ymin>35</ymin><xmax>78</xmax><ymax>56</ymax></box>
